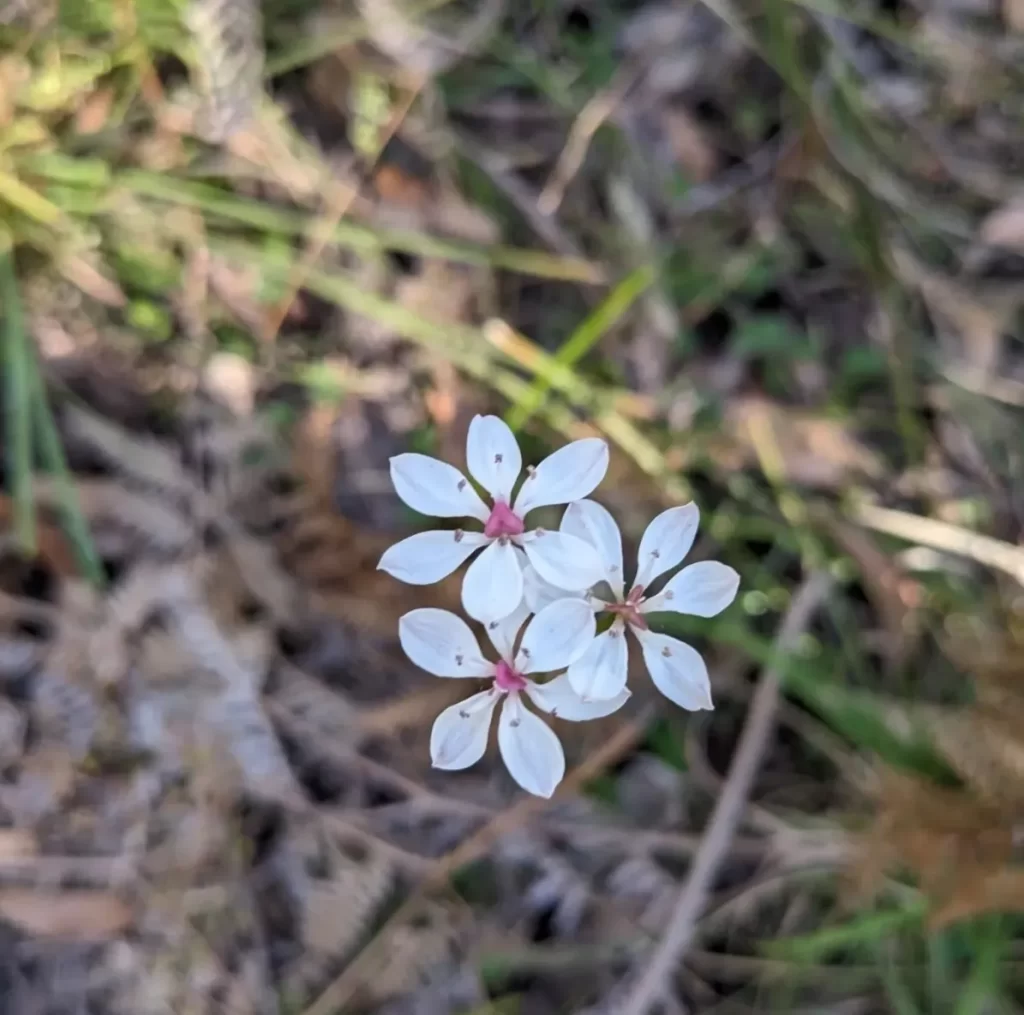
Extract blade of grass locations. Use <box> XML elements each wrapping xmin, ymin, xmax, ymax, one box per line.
<box><xmin>0</xmin><ymin>243</ymin><xmax>37</xmax><ymax>555</ymax></box>
<box><xmin>877</xmin><ymin>940</ymin><xmax>924</xmax><ymax>1015</ymax></box>
<box><xmin>28</xmin><ymin>368</ymin><xmax>105</xmax><ymax>588</ymax></box>
<box><xmin>954</xmin><ymin>919</ymin><xmax>1006</xmax><ymax>1015</ymax></box>
<box><xmin>505</xmin><ymin>264</ymin><xmax>653</xmax><ymax>431</ymax></box>
<box><xmin>210</xmin><ymin>236</ymin><xmax>688</xmax><ymax>503</ymax></box>
<box><xmin>484</xmin><ymin>319</ymin><xmax>691</xmax><ymax>502</ymax></box>
<box><xmin>118</xmin><ymin>171</ymin><xmax>605</xmax><ymax>283</ymax></box>
<box><xmin>766</xmin><ymin>902</ymin><xmax>927</xmax><ymax>963</ymax></box>
<box><xmin>0</xmin><ymin>172</ymin><xmax>63</xmax><ymax>225</ymax></box>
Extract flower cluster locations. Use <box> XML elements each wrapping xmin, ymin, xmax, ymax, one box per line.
<box><xmin>380</xmin><ymin>415</ymin><xmax>739</xmax><ymax>797</ymax></box>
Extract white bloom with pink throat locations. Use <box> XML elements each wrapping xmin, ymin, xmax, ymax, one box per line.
<box><xmin>379</xmin><ymin>415</ymin><xmax>609</xmax><ymax>623</ymax></box>
<box><xmin>526</xmin><ymin>499</ymin><xmax>740</xmax><ymax>710</ymax></box>
<box><xmin>399</xmin><ymin>599</ymin><xmax>630</xmax><ymax>797</ymax></box>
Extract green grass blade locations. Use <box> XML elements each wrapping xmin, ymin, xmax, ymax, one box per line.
<box><xmin>210</xmin><ymin>236</ymin><xmax>688</xmax><ymax>502</ymax></box>
<box><xmin>29</xmin><ymin>371</ymin><xmax>105</xmax><ymax>588</ymax></box>
<box><xmin>766</xmin><ymin>903</ymin><xmax>927</xmax><ymax>963</ymax></box>
<box><xmin>877</xmin><ymin>940</ymin><xmax>924</xmax><ymax>1015</ymax></box>
<box><xmin>505</xmin><ymin>264</ymin><xmax>654</xmax><ymax>431</ymax></box>
<box><xmin>119</xmin><ymin>172</ymin><xmax>605</xmax><ymax>283</ymax></box>
<box><xmin>0</xmin><ymin>243</ymin><xmax>37</xmax><ymax>555</ymax></box>
<box><xmin>954</xmin><ymin>919</ymin><xmax>1006</xmax><ymax>1015</ymax></box>
<box><xmin>0</xmin><ymin>171</ymin><xmax>63</xmax><ymax>225</ymax></box>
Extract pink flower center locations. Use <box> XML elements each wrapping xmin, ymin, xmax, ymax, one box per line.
<box><xmin>605</xmin><ymin>584</ymin><xmax>649</xmax><ymax>630</ymax></box>
<box><xmin>484</xmin><ymin>500</ymin><xmax>525</xmax><ymax>539</ymax></box>
<box><xmin>494</xmin><ymin>659</ymin><xmax>528</xmax><ymax>692</ymax></box>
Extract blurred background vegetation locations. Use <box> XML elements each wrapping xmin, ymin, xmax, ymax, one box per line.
<box><xmin>2</xmin><ymin>0</ymin><xmax>1024</xmax><ymax>1012</ymax></box>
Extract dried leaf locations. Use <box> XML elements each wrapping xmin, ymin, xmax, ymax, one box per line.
<box><xmin>0</xmin><ymin>889</ymin><xmax>132</xmax><ymax>939</ymax></box>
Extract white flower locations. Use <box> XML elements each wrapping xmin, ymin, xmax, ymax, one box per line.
<box><xmin>379</xmin><ymin>415</ymin><xmax>610</xmax><ymax>623</ymax></box>
<box><xmin>399</xmin><ymin>599</ymin><xmax>630</xmax><ymax>798</ymax></box>
<box><xmin>528</xmin><ymin>500</ymin><xmax>739</xmax><ymax>710</ymax></box>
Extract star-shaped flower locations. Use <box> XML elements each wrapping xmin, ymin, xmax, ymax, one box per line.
<box><xmin>399</xmin><ymin>599</ymin><xmax>630</xmax><ymax>798</ymax></box>
<box><xmin>379</xmin><ymin>415</ymin><xmax>609</xmax><ymax>623</ymax></box>
<box><xmin>526</xmin><ymin>500</ymin><xmax>739</xmax><ymax>709</ymax></box>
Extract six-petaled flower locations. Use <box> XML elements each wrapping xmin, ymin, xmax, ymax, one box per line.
<box><xmin>378</xmin><ymin>415</ymin><xmax>609</xmax><ymax>623</ymax></box>
<box><xmin>399</xmin><ymin>599</ymin><xmax>630</xmax><ymax>797</ymax></box>
<box><xmin>526</xmin><ymin>499</ymin><xmax>739</xmax><ymax>710</ymax></box>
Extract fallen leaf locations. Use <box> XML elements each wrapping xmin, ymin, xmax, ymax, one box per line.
<box><xmin>0</xmin><ymin>890</ymin><xmax>132</xmax><ymax>939</ymax></box>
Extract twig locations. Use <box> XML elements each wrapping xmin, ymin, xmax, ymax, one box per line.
<box><xmin>620</xmin><ymin>573</ymin><xmax>832</xmax><ymax>1015</ymax></box>
<box><xmin>538</xmin><ymin>70</ymin><xmax>637</xmax><ymax>216</ymax></box>
<box><xmin>300</xmin><ymin>707</ymin><xmax>653</xmax><ymax>1015</ymax></box>
<box><xmin>852</xmin><ymin>501</ymin><xmax>1024</xmax><ymax>586</ymax></box>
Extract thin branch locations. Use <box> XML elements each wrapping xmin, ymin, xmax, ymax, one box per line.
<box><xmin>620</xmin><ymin>572</ymin><xmax>833</xmax><ymax>1015</ymax></box>
<box><xmin>852</xmin><ymin>501</ymin><xmax>1024</xmax><ymax>585</ymax></box>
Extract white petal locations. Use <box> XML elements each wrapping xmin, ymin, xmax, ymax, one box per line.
<box><xmin>641</xmin><ymin>561</ymin><xmax>740</xmax><ymax>617</ymax></box>
<box><xmin>634</xmin><ymin>628</ymin><xmax>713</xmax><ymax>711</ymax></box>
<box><xmin>566</xmin><ymin>619</ymin><xmax>629</xmax><ymax>700</ymax></box>
<box><xmin>526</xmin><ymin>673</ymin><xmax>631</xmax><ymax>721</ymax></box>
<box><xmin>497</xmin><ymin>695</ymin><xmax>565</xmax><ymax>797</ymax></box>
<box><xmin>522</xmin><ymin>562</ymin><xmax>580</xmax><ymax>613</ymax></box>
<box><xmin>390</xmin><ymin>453</ymin><xmax>489</xmax><ymax>520</ymax></box>
<box><xmin>399</xmin><ymin>608</ymin><xmax>493</xmax><ymax>678</ymax></box>
<box><xmin>430</xmin><ymin>690</ymin><xmax>500</xmax><ymax>770</ymax></box>
<box><xmin>520</xmin><ymin>530</ymin><xmax>606</xmax><ymax>593</ymax></box>
<box><xmin>561</xmin><ymin>499</ymin><xmax>624</xmax><ymax>598</ymax></box>
<box><xmin>378</xmin><ymin>530</ymin><xmax>490</xmax><ymax>585</ymax></box>
<box><xmin>514</xmin><ymin>598</ymin><xmax>596</xmax><ymax>674</ymax></box>
<box><xmin>484</xmin><ymin>600</ymin><xmax>531</xmax><ymax>661</ymax></box>
<box><xmin>461</xmin><ymin>538</ymin><xmax>524</xmax><ymax>623</ymax></box>
<box><xmin>466</xmin><ymin>415</ymin><xmax>522</xmax><ymax>503</ymax></box>
<box><xmin>633</xmin><ymin>502</ymin><xmax>700</xmax><ymax>590</ymax></box>
<box><xmin>513</xmin><ymin>438</ymin><xmax>609</xmax><ymax>516</ymax></box>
